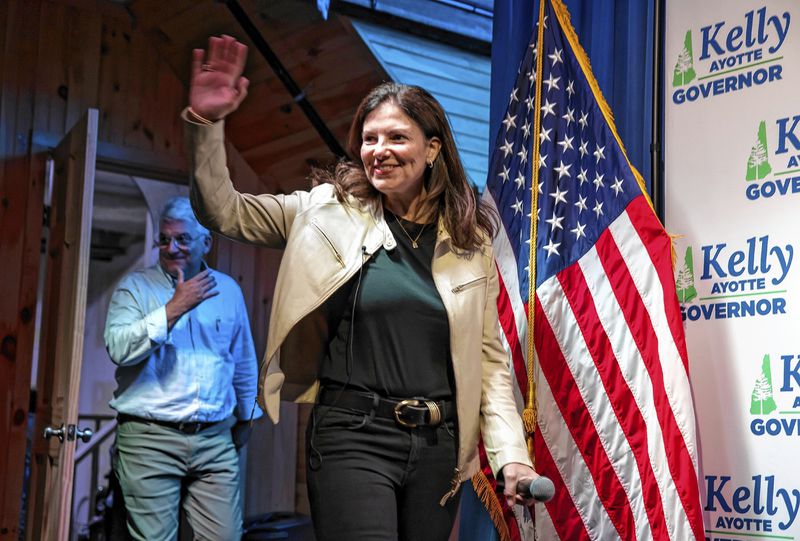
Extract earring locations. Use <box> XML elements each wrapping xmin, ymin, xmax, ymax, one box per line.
<box><xmin>427</xmin><ymin>159</ymin><xmax>434</xmax><ymax>169</ymax></box>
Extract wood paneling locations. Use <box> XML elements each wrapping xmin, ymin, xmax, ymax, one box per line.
<box><xmin>0</xmin><ymin>2</ymin><xmax>45</xmax><ymax>536</ymax></box>
<box><xmin>212</xmin><ymin>142</ymin><xmax>298</xmax><ymax>517</ymax></box>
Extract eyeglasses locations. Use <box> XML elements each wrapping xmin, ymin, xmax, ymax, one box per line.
<box><xmin>155</xmin><ymin>233</ymin><xmax>196</xmax><ymax>250</ymax></box>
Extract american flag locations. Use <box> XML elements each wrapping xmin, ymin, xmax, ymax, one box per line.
<box><xmin>479</xmin><ymin>0</ymin><xmax>705</xmax><ymax>539</ymax></box>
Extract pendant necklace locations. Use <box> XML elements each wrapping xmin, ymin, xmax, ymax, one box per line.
<box><xmin>395</xmin><ymin>216</ymin><xmax>427</xmax><ymax>249</ymax></box>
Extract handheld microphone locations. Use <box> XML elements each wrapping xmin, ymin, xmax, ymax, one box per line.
<box><xmin>497</xmin><ymin>473</ymin><xmax>556</xmax><ymax>503</ymax></box>
<box><xmin>517</xmin><ymin>476</ymin><xmax>555</xmax><ymax>502</ymax></box>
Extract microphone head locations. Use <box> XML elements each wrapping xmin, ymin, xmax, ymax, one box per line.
<box><xmin>521</xmin><ymin>476</ymin><xmax>556</xmax><ymax>502</ymax></box>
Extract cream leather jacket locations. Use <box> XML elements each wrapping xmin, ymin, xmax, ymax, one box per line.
<box><xmin>185</xmin><ymin>116</ymin><xmax>532</xmax><ymax>495</ymax></box>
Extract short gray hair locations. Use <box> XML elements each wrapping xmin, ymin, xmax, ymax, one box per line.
<box><xmin>159</xmin><ymin>197</ymin><xmax>210</xmax><ymax>238</ymax></box>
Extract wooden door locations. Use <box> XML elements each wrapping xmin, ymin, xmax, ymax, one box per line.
<box><xmin>26</xmin><ymin>110</ymin><xmax>97</xmax><ymax>541</ymax></box>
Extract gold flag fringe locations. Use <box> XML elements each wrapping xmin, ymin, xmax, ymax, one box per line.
<box><xmin>471</xmin><ymin>471</ymin><xmax>512</xmax><ymax>541</ymax></box>
<box><xmin>669</xmin><ymin>233</ymin><xmax>685</xmax><ymax>270</ymax></box>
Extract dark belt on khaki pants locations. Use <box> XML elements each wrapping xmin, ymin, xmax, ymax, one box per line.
<box><xmin>318</xmin><ymin>387</ymin><xmax>455</xmax><ymax>428</ymax></box>
<box><xmin>117</xmin><ymin>413</ymin><xmax>221</xmax><ymax>435</ymax></box>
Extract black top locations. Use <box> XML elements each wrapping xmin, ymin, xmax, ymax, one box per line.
<box><xmin>318</xmin><ymin>210</ymin><xmax>454</xmax><ymax>400</ymax></box>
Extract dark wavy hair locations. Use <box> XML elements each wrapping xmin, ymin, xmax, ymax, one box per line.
<box><xmin>313</xmin><ymin>82</ymin><xmax>497</xmax><ymax>253</ymax></box>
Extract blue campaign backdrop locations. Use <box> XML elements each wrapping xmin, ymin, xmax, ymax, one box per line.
<box><xmin>460</xmin><ymin>1</ymin><xmax>655</xmax><ymax>539</ymax></box>
<box><xmin>489</xmin><ymin>0</ymin><xmax>655</xmax><ymax>192</ymax></box>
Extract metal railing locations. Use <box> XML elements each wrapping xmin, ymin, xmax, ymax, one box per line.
<box><xmin>72</xmin><ymin>414</ymin><xmax>116</xmax><ymax>540</ymax></box>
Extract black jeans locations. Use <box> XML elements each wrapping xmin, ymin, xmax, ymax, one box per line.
<box><xmin>306</xmin><ymin>405</ymin><xmax>461</xmax><ymax>541</ymax></box>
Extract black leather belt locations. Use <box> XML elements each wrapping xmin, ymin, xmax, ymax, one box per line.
<box><xmin>117</xmin><ymin>413</ymin><xmax>221</xmax><ymax>435</ymax></box>
<box><xmin>318</xmin><ymin>388</ymin><xmax>455</xmax><ymax>428</ymax></box>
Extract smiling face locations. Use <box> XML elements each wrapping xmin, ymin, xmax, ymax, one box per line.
<box><xmin>157</xmin><ymin>218</ymin><xmax>210</xmax><ymax>280</ymax></box>
<box><xmin>359</xmin><ymin>101</ymin><xmax>441</xmax><ymax>212</ymax></box>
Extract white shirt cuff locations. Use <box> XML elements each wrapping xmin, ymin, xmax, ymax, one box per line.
<box><xmin>145</xmin><ymin>306</ymin><xmax>168</xmax><ymax>344</ymax></box>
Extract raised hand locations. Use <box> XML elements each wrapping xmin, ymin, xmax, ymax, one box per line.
<box><xmin>165</xmin><ymin>268</ymin><xmax>219</xmax><ymax>328</ymax></box>
<box><xmin>189</xmin><ymin>35</ymin><xmax>250</xmax><ymax>121</ymax></box>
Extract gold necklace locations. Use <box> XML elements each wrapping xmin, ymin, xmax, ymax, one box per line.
<box><xmin>395</xmin><ymin>216</ymin><xmax>427</xmax><ymax>248</ymax></box>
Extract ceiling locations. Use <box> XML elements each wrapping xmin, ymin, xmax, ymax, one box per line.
<box><xmin>125</xmin><ymin>0</ymin><xmax>390</xmax><ymax>194</ymax></box>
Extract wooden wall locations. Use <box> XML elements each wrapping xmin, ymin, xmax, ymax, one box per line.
<box><xmin>0</xmin><ymin>0</ymin><xmax>287</xmax><ymax>536</ymax></box>
<box><xmin>2</xmin><ymin>0</ymin><xmax>187</xmax><ymax>166</ymax></box>
<box><xmin>0</xmin><ymin>1</ymin><xmax>187</xmax><ymax>536</ymax></box>
<box><xmin>212</xmin><ymin>142</ymin><xmax>298</xmax><ymax>516</ymax></box>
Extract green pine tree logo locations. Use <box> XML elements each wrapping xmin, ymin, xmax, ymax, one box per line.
<box><xmin>675</xmin><ymin>247</ymin><xmax>697</xmax><ymax>303</ymax></box>
<box><xmin>673</xmin><ymin>30</ymin><xmax>697</xmax><ymax>86</ymax></box>
<box><xmin>750</xmin><ymin>354</ymin><xmax>778</xmax><ymax>415</ymax></box>
<box><xmin>746</xmin><ymin>121</ymin><xmax>773</xmax><ymax>181</ymax></box>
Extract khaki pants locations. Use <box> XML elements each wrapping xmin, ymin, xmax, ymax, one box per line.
<box><xmin>113</xmin><ymin>415</ymin><xmax>242</xmax><ymax>541</ymax></box>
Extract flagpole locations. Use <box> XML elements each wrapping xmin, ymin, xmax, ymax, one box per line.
<box><xmin>524</xmin><ymin>0</ymin><xmax>548</xmax><ymax>460</ymax></box>
<box><xmin>650</xmin><ymin>0</ymin><xmax>665</xmax><ymax>221</ymax></box>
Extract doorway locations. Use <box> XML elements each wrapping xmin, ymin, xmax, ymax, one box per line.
<box><xmin>69</xmin><ymin>171</ymin><xmax>188</xmax><ymax>540</ymax></box>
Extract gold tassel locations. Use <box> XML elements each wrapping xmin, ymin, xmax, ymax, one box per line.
<box><xmin>523</xmin><ymin>407</ymin><xmax>537</xmax><ymax>435</ymax></box>
<box><xmin>471</xmin><ymin>471</ymin><xmax>512</xmax><ymax>541</ymax></box>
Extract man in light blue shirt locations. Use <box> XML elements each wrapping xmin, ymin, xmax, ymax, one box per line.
<box><xmin>105</xmin><ymin>196</ymin><xmax>262</xmax><ymax>540</ymax></box>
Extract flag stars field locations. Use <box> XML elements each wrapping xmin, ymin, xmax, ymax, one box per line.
<box><xmin>485</xmin><ymin>11</ymin><xmax>644</xmax><ymax>290</ymax></box>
